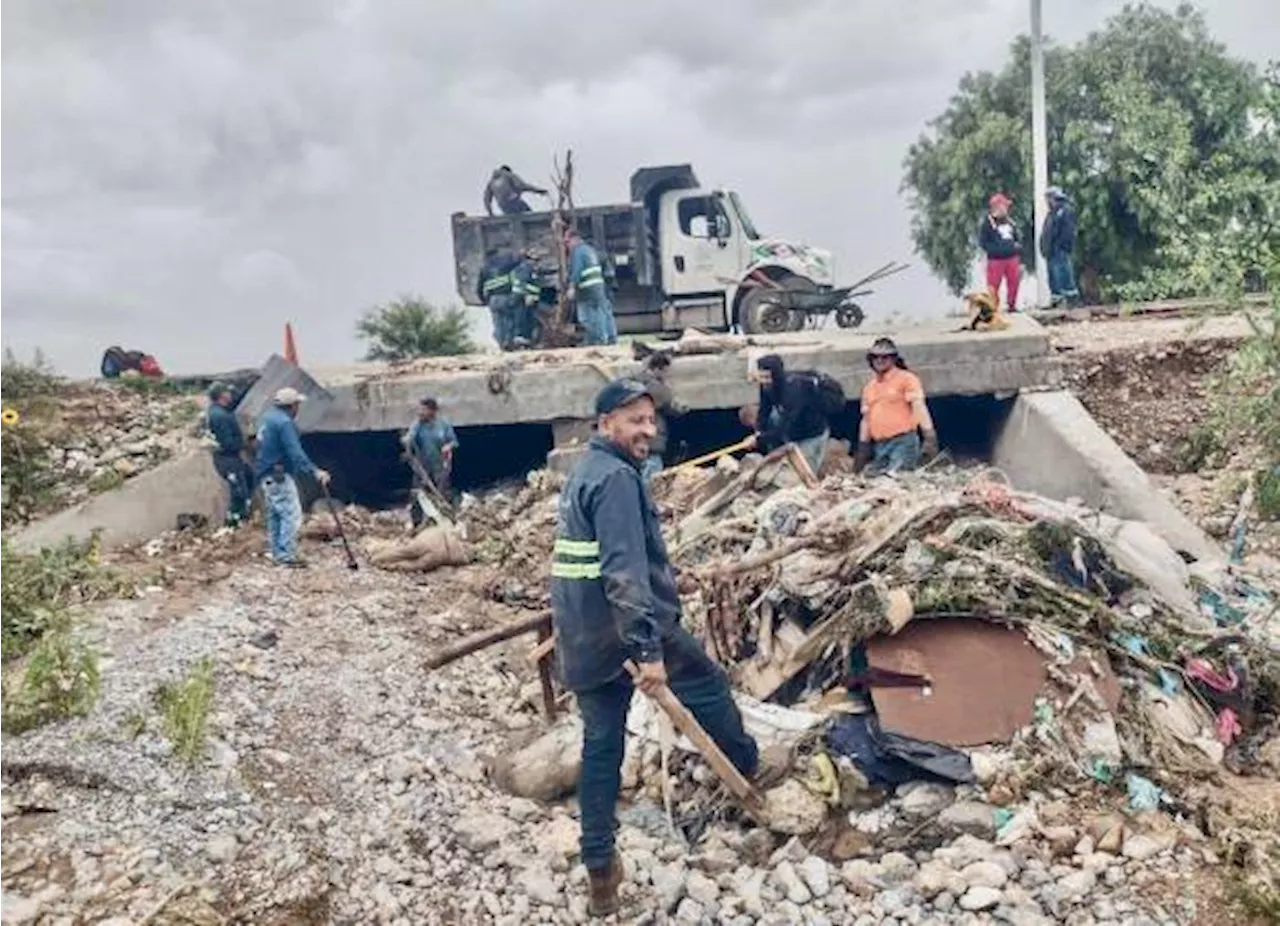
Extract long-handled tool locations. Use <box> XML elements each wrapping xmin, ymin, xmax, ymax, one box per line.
<box><xmin>320</xmin><ymin>482</ymin><xmax>359</xmax><ymax>570</ymax></box>
<box><xmin>403</xmin><ymin>453</ymin><xmax>456</xmax><ymax>525</ymax></box>
<box><xmin>624</xmin><ymin>660</ymin><xmax>766</xmax><ymax>818</ymax></box>
<box><xmin>655</xmin><ymin>436</ymin><xmax>755</xmax><ymax>480</ymax></box>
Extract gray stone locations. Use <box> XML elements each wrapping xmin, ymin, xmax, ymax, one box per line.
<box><xmin>204</xmin><ymin>834</ymin><xmax>239</xmax><ymax>864</ymax></box>
<box><xmin>1121</xmin><ymin>834</ymin><xmax>1166</xmax><ymax>862</ymax></box>
<box><xmin>959</xmin><ymin>885</ymin><xmax>1003</xmax><ymax>911</ymax></box>
<box><xmin>937</xmin><ymin>800</ymin><xmax>997</xmax><ymax>839</ymax></box>
<box><xmin>879</xmin><ymin>851</ymin><xmax>919</xmax><ymax>883</ymax></box>
<box><xmin>915</xmin><ymin>860</ymin><xmax>967</xmax><ymax>899</ymax></box>
<box><xmin>960</xmin><ymin>860</ymin><xmax>1008</xmax><ymax>890</ymax></box>
<box><xmin>515</xmin><ymin>867</ymin><xmax>561</xmax><ymax>907</ymax></box>
<box><xmin>772</xmin><ymin>861</ymin><xmax>813</xmax><ymax>905</ymax></box>
<box><xmin>673</xmin><ymin>898</ymin><xmax>705</xmax><ymax>923</ymax></box>
<box><xmin>0</xmin><ymin>894</ymin><xmax>43</xmax><ymax>925</ymax></box>
<box><xmin>686</xmin><ymin>870</ymin><xmax>719</xmax><ymax>906</ymax></box>
<box><xmin>452</xmin><ymin>813</ymin><xmax>515</xmax><ymax>853</ymax></box>
<box><xmin>651</xmin><ymin>862</ymin><xmax>687</xmax><ymax>912</ymax></box>
<box><xmin>899</xmin><ymin>781</ymin><xmax>955</xmax><ymax>817</ymax></box>
<box><xmin>734</xmin><ymin>869</ymin><xmax>766</xmax><ymax>917</ymax></box>
<box><xmin>1056</xmin><ymin>868</ymin><xmax>1097</xmax><ymax>901</ymax></box>
<box><xmin>933</xmin><ymin>891</ymin><xmax>956</xmax><ymax>912</ymax></box>
<box><xmin>797</xmin><ymin>856</ymin><xmax>831</xmax><ymax>898</ymax></box>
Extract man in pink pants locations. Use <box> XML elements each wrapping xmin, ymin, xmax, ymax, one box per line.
<box><xmin>978</xmin><ymin>193</ymin><xmax>1022</xmax><ymax>312</ymax></box>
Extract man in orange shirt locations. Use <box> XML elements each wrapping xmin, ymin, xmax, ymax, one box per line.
<box><xmin>854</xmin><ymin>338</ymin><xmax>938</xmax><ymax>474</ymax></box>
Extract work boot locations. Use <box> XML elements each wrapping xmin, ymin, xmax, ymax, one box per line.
<box><xmin>586</xmin><ymin>853</ymin><xmax>622</xmax><ymax>918</ymax></box>
<box><xmin>752</xmin><ymin>743</ymin><xmax>793</xmax><ymax>790</ymax></box>
<box><xmin>278</xmin><ymin>557</ymin><xmax>309</xmax><ymax>569</ymax></box>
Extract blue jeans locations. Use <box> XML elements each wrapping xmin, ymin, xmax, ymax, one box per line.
<box><xmin>1048</xmin><ymin>253</ymin><xmax>1079</xmax><ymax>302</ymax></box>
<box><xmin>575</xmin><ymin>626</ymin><xmax>758</xmax><ymax>871</ymax></box>
<box><xmin>639</xmin><ymin>455</ymin><xmax>663</xmax><ymax>481</ymax></box>
<box><xmin>794</xmin><ymin>430</ymin><xmax>830</xmax><ymax>478</ymax></box>
<box><xmin>868</xmin><ymin>432</ymin><xmax>921</xmax><ymax>474</ymax></box>
<box><xmin>489</xmin><ymin>295</ymin><xmax>518</xmax><ymax>349</ymax></box>
<box><xmin>577</xmin><ymin>288</ymin><xmax>617</xmax><ymax>346</ymax></box>
<box><xmin>262</xmin><ymin>473</ymin><xmax>303</xmax><ymax>563</ymax></box>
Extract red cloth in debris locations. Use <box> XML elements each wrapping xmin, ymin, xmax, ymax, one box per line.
<box><xmin>1215</xmin><ymin>708</ymin><xmax>1242</xmax><ymax>745</ymax></box>
<box><xmin>138</xmin><ymin>355</ymin><xmax>164</xmax><ymax>377</ymax></box>
<box><xmin>1184</xmin><ymin>657</ymin><xmax>1238</xmax><ymax>693</ymax></box>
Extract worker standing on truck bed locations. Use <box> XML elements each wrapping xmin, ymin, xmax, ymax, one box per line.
<box><xmin>745</xmin><ymin>354</ymin><xmax>834</xmax><ymax>477</ymax></box>
<box><xmin>551</xmin><ymin>379</ymin><xmax>784</xmax><ymax>917</ymax></box>
<box><xmin>483</xmin><ymin>164</ymin><xmax>548</xmax><ymax>216</ymax></box>
<box><xmin>854</xmin><ymin>338</ymin><xmax>939</xmax><ymax>474</ymax></box>
<box><xmin>566</xmin><ymin>228</ymin><xmax>617</xmax><ymax>346</ymax></box>
<box><xmin>254</xmin><ymin>388</ymin><xmax>330</xmax><ymax>567</ymax></box>
<box><xmin>509</xmin><ymin>248</ymin><xmax>542</xmax><ymax>347</ymax></box>
<box><xmin>478</xmin><ymin>247</ymin><xmax>519</xmax><ymax>351</ymax></box>
<box><xmin>205</xmin><ymin>382</ymin><xmax>253</xmax><ymax>526</ymax></box>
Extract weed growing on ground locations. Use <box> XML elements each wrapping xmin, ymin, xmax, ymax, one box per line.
<box><xmin>1</xmin><ymin>619</ymin><xmax>101</xmax><ymax>733</ymax></box>
<box><xmin>154</xmin><ymin>656</ymin><xmax>216</xmax><ymax>765</ymax></box>
<box><xmin>86</xmin><ymin>469</ymin><xmax>127</xmax><ymax>494</ymax></box>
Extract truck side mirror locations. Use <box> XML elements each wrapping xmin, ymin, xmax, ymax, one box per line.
<box><xmin>713</xmin><ymin>213</ymin><xmax>730</xmax><ymax>243</ymax></box>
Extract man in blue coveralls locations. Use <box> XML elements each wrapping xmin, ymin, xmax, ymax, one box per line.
<box><xmin>565</xmin><ymin>228</ymin><xmax>617</xmax><ymax>346</ymax></box>
<box><xmin>253</xmin><ymin>387</ymin><xmax>330</xmax><ymax>567</ymax></box>
<box><xmin>478</xmin><ymin>247</ymin><xmax>519</xmax><ymax>350</ymax></box>
<box><xmin>551</xmin><ymin>379</ymin><xmax>785</xmax><ymax>916</ymax></box>
<box><xmin>205</xmin><ymin>382</ymin><xmax>253</xmax><ymax>525</ymax></box>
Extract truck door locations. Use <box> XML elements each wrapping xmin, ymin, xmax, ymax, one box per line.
<box><xmin>663</xmin><ymin>193</ymin><xmax>744</xmax><ymax>295</ymax></box>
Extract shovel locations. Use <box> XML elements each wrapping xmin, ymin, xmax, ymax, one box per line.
<box><xmin>319</xmin><ymin>482</ymin><xmax>359</xmax><ymax>570</ymax></box>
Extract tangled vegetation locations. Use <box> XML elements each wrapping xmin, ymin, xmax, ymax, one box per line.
<box><xmin>154</xmin><ymin>656</ymin><xmax>217</xmax><ymax>765</ymax></box>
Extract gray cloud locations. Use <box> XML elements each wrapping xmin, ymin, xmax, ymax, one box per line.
<box><xmin>3</xmin><ymin>0</ymin><xmax>1276</xmax><ymax>374</ymax></box>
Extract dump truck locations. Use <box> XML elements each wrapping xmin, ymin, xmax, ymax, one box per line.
<box><xmin>451</xmin><ymin>164</ymin><xmax>851</xmax><ymax>337</ymax></box>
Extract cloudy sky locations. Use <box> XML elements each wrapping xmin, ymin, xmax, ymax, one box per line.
<box><xmin>3</xmin><ymin>1</ymin><xmax>1276</xmax><ymax>375</ymax></box>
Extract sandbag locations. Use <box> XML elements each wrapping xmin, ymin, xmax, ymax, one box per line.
<box><xmin>491</xmin><ymin>716</ymin><xmax>583</xmax><ymax>801</ymax></box>
<box><xmin>370</xmin><ymin>525</ymin><xmax>470</xmax><ymax>571</ymax></box>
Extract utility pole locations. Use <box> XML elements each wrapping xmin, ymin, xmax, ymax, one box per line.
<box><xmin>1030</xmin><ymin>0</ymin><xmax>1050</xmax><ymax>308</ymax></box>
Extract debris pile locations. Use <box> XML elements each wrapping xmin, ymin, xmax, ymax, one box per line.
<box><xmin>485</xmin><ymin>454</ymin><xmax>1280</xmax><ymax>905</ymax></box>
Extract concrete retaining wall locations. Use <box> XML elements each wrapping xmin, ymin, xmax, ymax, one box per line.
<box><xmin>11</xmin><ymin>451</ymin><xmax>227</xmax><ymax>553</ymax></box>
<box><xmin>992</xmin><ymin>390</ymin><xmax>1217</xmax><ymax>562</ymax></box>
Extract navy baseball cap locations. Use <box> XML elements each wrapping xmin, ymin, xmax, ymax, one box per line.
<box><xmin>594</xmin><ymin>378</ymin><xmax>653</xmax><ymax>415</ymax></box>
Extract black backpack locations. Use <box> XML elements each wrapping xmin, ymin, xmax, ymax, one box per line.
<box><xmin>794</xmin><ymin>370</ymin><xmax>847</xmax><ymax>416</ymax></box>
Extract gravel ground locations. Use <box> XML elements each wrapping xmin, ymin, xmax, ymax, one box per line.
<box><xmin>1</xmin><ymin>533</ymin><xmax>1266</xmax><ymax>926</ymax></box>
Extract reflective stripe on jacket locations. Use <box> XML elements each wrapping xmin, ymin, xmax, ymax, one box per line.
<box><xmin>569</xmin><ymin>241</ymin><xmax>606</xmax><ymax>290</ymax></box>
<box><xmin>550</xmin><ymin>436</ymin><xmax>678</xmax><ymax>691</ymax></box>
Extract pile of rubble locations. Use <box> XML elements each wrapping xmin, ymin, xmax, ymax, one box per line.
<box><xmin>481</xmin><ymin>450</ymin><xmax>1280</xmax><ymax>917</ymax></box>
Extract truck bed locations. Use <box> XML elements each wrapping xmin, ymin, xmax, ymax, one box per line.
<box><xmin>451</xmin><ymin>205</ymin><xmax>652</xmax><ymax>307</ymax></box>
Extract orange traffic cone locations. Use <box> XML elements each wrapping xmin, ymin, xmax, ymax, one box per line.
<box><xmin>284</xmin><ymin>322</ymin><xmax>298</xmax><ymax>365</ymax></box>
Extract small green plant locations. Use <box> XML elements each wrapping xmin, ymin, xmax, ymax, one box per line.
<box><xmin>87</xmin><ymin>469</ymin><xmax>126</xmax><ymax>494</ymax></box>
<box><xmin>154</xmin><ymin>656</ymin><xmax>216</xmax><ymax>765</ymax></box>
<box><xmin>1</xmin><ymin>620</ymin><xmax>101</xmax><ymax>733</ymax></box>
<box><xmin>1</xmin><ymin>348</ymin><xmax>61</xmax><ymax>400</ymax></box>
<box><xmin>1174</xmin><ymin>425</ymin><xmax>1224</xmax><ymax>473</ymax></box>
<box><xmin>122</xmin><ymin>710</ymin><xmax>147</xmax><ymax>739</ymax></box>
<box><xmin>1256</xmin><ymin>465</ymin><xmax>1280</xmax><ymax>521</ymax></box>
<box><xmin>110</xmin><ymin>377</ymin><xmax>198</xmax><ymax>397</ymax></box>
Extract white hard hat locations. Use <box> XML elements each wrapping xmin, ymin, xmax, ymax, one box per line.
<box><xmin>273</xmin><ymin>387</ymin><xmax>306</xmax><ymax>406</ymax></box>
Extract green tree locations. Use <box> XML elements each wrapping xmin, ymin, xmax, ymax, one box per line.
<box><xmin>903</xmin><ymin>3</ymin><xmax>1280</xmax><ymax>301</ymax></box>
<box><xmin>355</xmin><ymin>296</ymin><xmax>475</xmax><ymax>361</ymax></box>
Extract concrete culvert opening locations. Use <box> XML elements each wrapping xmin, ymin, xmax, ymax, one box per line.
<box><xmin>302</xmin><ymin>422</ymin><xmax>554</xmax><ymax>509</ymax></box>
<box><xmin>667</xmin><ymin>394</ymin><xmax>1016</xmax><ymax>467</ymax></box>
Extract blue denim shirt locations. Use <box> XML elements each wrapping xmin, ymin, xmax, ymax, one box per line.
<box><xmin>253</xmin><ymin>407</ymin><xmax>316</xmax><ymax>481</ymax></box>
<box><xmin>206</xmin><ymin>403</ymin><xmax>244</xmax><ymax>455</ymax></box>
<box><xmin>407</xmin><ymin>417</ymin><xmax>458</xmax><ymax>475</ymax></box>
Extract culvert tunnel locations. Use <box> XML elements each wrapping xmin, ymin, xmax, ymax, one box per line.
<box><xmin>298</xmin><ymin>395</ymin><xmax>1016</xmax><ymax>511</ymax></box>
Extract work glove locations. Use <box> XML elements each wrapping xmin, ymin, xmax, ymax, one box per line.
<box><xmin>853</xmin><ymin>441</ymin><xmax>872</xmax><ymax>472</ymax></box>
<box><xmin>921</xmin><ymin>430</ymin><xmax>939</xmax><ymax>460</ymax></box>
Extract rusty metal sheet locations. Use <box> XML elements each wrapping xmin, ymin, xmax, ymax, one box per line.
<box><xmin>866</xmin><ymin>619</ymin><xmax>1048</xmax><ymax>747</ymax></box>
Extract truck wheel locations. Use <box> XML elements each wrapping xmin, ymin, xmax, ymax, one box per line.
<box><xmin>739</xmin><ymin>276</ymin><xmax>815</xmax><ymax>334</ymax></box>
<box><xmin>835</xmin><ymin>303</ymin><xmax>865</xmax><ymax>329</ymax></box>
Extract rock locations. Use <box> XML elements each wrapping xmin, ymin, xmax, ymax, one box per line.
<box><xmin>1121</xmin><ymin>832</ymin><xmax>1169</xmax><ymax>861</ymax></box>
<box><xmin>898</xmin><ymin>782</ymin><xmax>955</xmax><ymax>817</ymax></box>
<box><xmin>797</xmin><ymin>856</ymin><xmax>831</xmax><ymax>898</ymax></box>
<box><xmin>249</xmin><ymin>629</ymin><xmax>279</xmax><ymax>649</ymax></box>
<box><xmin>452</xmin><ymin>813</ymin><xmax>516</xmax><ymax>853</ymax></box>
<box><xmin>735</xmin><ymin>869</ymin><xmax>766</xmax><ymax>916</ymax></box>
<box><xmin>938</xmin><ymin>800</ymin><xmax>997</xmax><ymax>839</ymax></box>
<box><xmin>1056</xmin><ymin>868</ymin><xmax>1097</xmax><ymax>901</ymax></box>
<box><xmin>761</xmin><ymin>780</ymin><xmax>827</xmax><ymax>835</ymax></box>
<box><xmin>771</xmin><ymin>861</ymin><xmax>813</xmax><ymax>905</ymax></box>
<box><xmin>651</xmin><ymin>862</ymin><xmax>686</xmax><ymax>912</ymax></box>
<box><xmin>960</xmin><ymin>860</ymin><xmax>1008</xmax><ymax>890</ymax></box>
<box><xmin>1041</xmin><ymin>825</ymin><xmax>1078</xmax><ymax>858</ymax></box>
<box><xmin>879</xmin><ymin>851</ymin><xmax>918</xmax><ymax>884</ymax></box>
<box><xmin>969</xmin><ymin>750</ymin><xmax>1011</xmax><ymax>785</ymax></box>
<box><xmin>686</xmin><ymin>870</ymin><xmax>719</xmax><ymax>906</ymax></box>
<box><xmin>673</xmin><ymin>897</ymin><xmax>705</xmax><ymax>922</ymax></box>
<box><xmin>541</xmin><ymin>816</ymin><xmax>580</xmax><ymax>858</ymax></box>
<box><xmin>204</xmin><ymin>834</ymin><xmax>239</xmax><ymax>864</ymax></box>
<box><xmin>0</xmin><ymin>893</ymin><xmax>43</xmax><ymax>925</ymax></box>
<box><xmin>915</xmin><ymin>861</ymin><xmax>967</xmax><ymax>899</ymax></box>
<box><xmin>740</xmin><ymin>829</ymin><xmax>777</xmax><ymax>866</ymax></box>
<box><xmin>515</xmin><ymin>867</ymin><xmax>561</xmax><ymax>906</ymax></box>
<box><xmin>934</xmin><ymin>834</ymin><xmax>996</xmax><ymax>870</ymax></box>
<box><xmin>959</xmin><ymin>885</ymin><xmax>1003</xmax><ymax>911</ymax></box>
<box><xmin>1096</xmin><ymin>822</ymin><xmax>1124</xmax><ymax>854</ymax></box>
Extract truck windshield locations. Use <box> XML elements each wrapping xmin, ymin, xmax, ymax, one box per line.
<box><xmin>729</xmin><ymin>192</ymin><xmax>761</xmax><ymax>240</ymax></box>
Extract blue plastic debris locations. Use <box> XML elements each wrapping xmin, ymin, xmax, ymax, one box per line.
<box><xmin>1126</xmin><ymin>773</ymin><xmax>1163</xmax><ymax>811</ymax></box>
<box><xmin>1113</xmin><ymin>633</ymin><xmax>1152</xmax><ymax>658</ymax></box>
<box><xmin>1156</xmin><ymin>668</ymin><xmax>1182</xmax><ymax>696</ymax></box>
